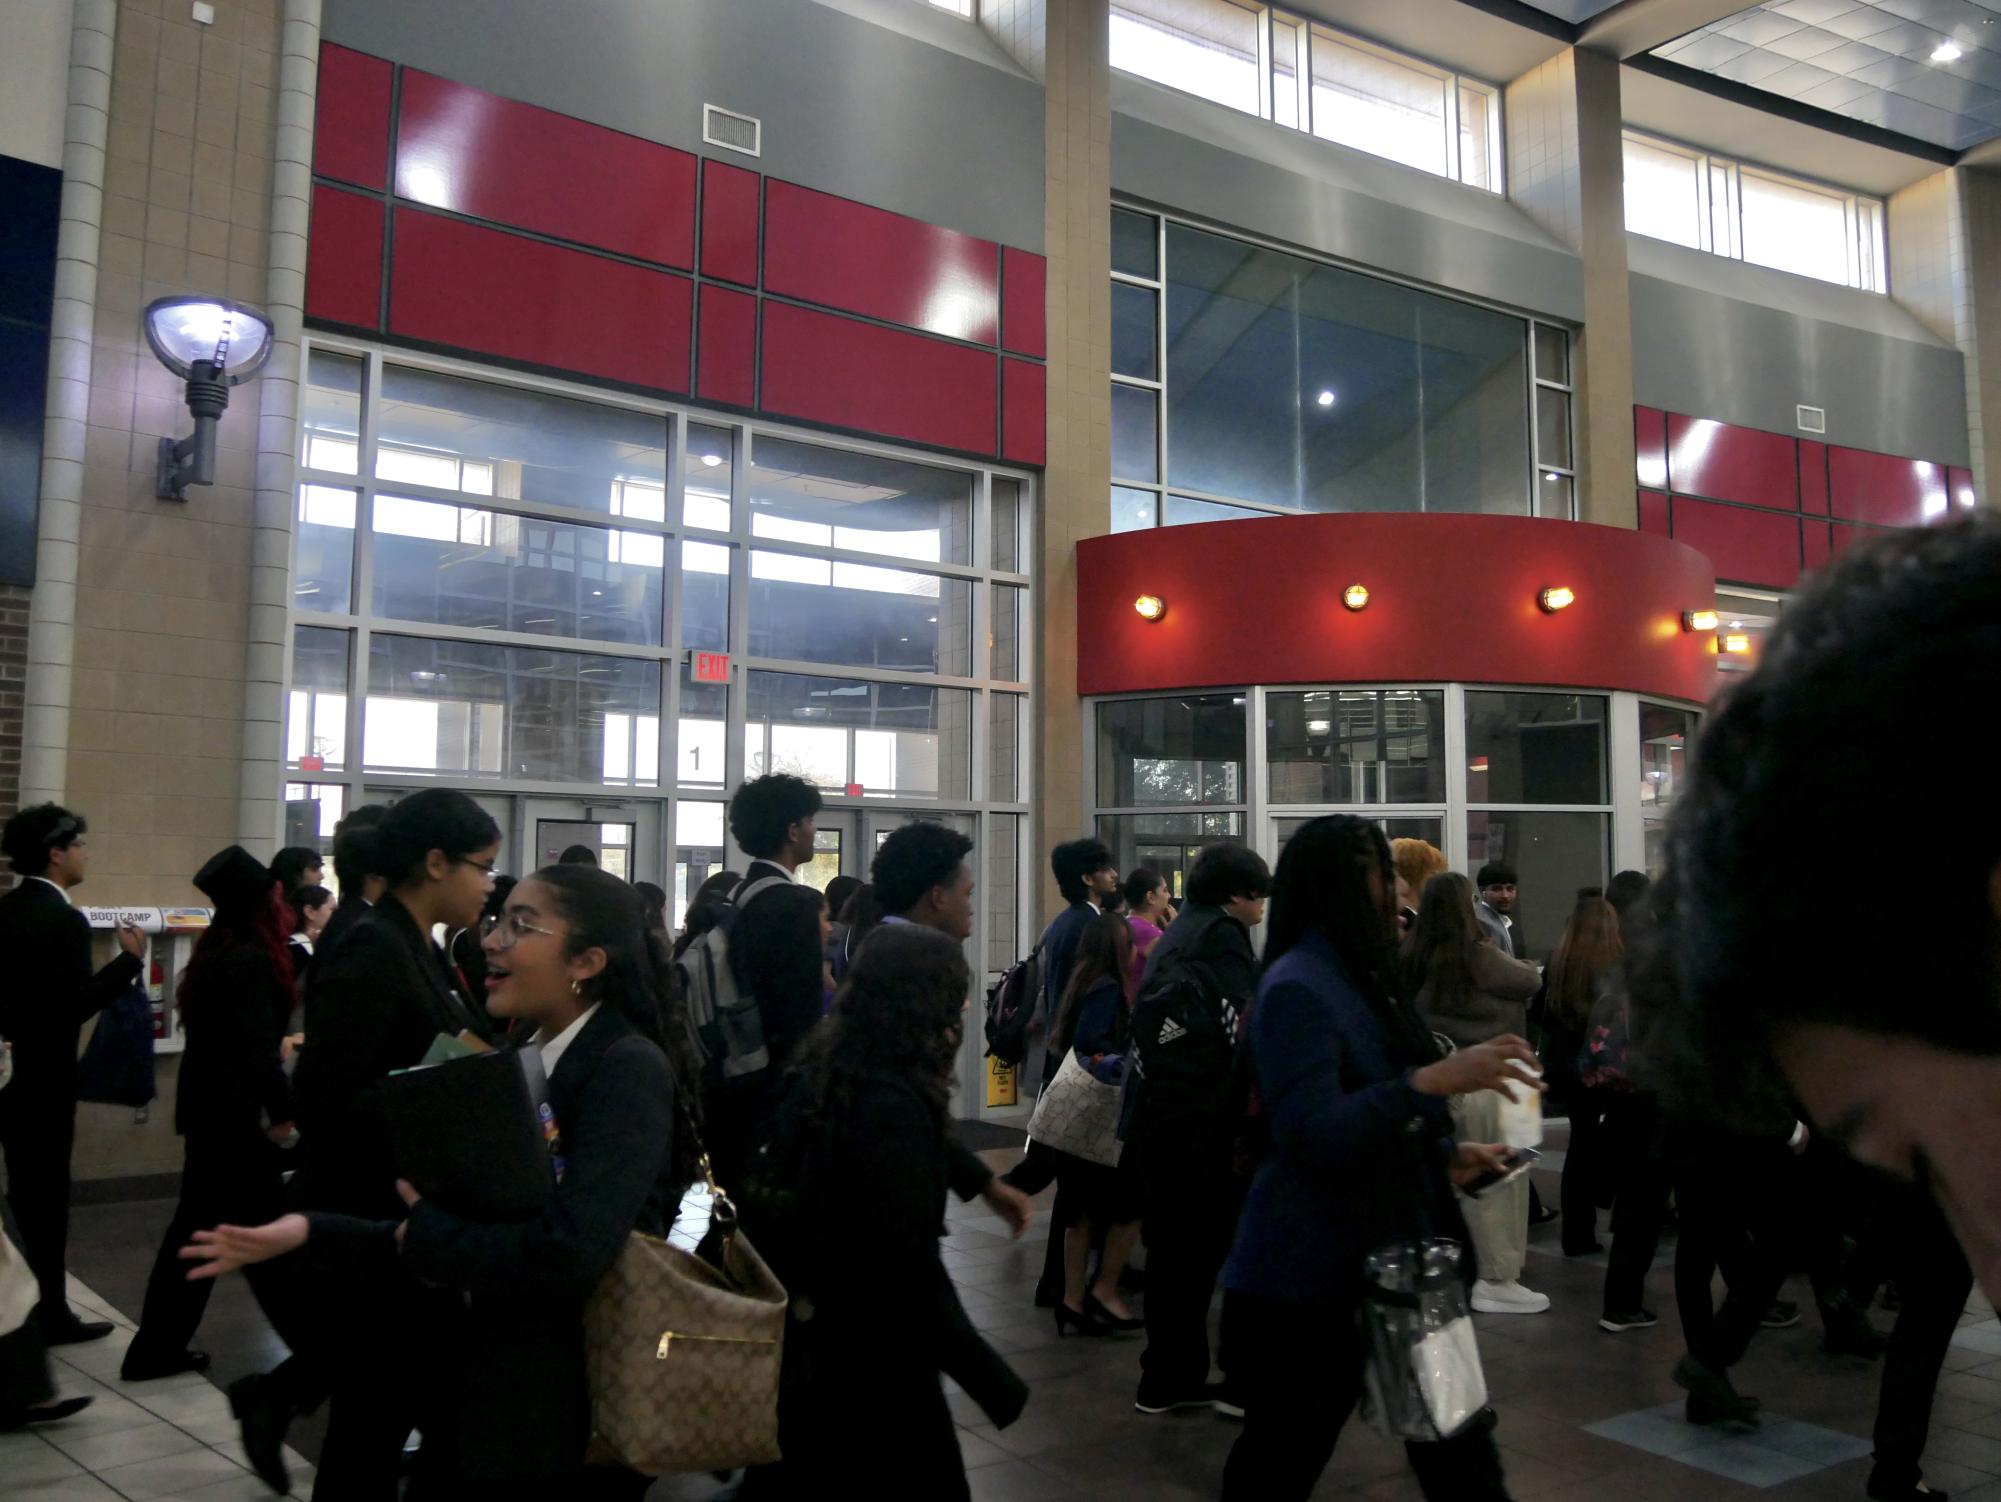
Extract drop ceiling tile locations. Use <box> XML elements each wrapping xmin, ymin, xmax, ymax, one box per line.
<box><xmin>1793</xmin><ymin>72</ymin><xmax>1883</xmax><ymax>102</ymax></box>
<box><xmin>1668</xmin><ymin>33</ymin><xmax>1759</xmax><ymax>66</ymax></box>
<box><xmin>1872</xmin><ymin>91</ymin><xmax>1969</xmax><ymax>131</ymax></box>
<box><xmin>1851</xmin><ymin>53</ymin><xmax>1935</xmax><ymax>83</ymax></box>
<box><xmin>1722</xmin><ymin>9</ymin><xmax>1814</xmax><ymax>44</ymax></box>
<box><xmin>1810</xmin><ymin>38</ymin><xmax>1897</xmax><ymax>69</ymax></box>
<box><xmin>1770</xmin><ymin>0</ymin><xmax>1867</xmax><ymax>21</ymax></box>
<box><xmin>1757</xmin><ymin>58</ymin><xmax>1845</xmax><ymax>90</ymax></box>
<box><xmin>1760</xmin><ymin>21</ymin><xmax>1849</xmax><ymax>54</ymax></box>
<box><xmin>1817</xmin><ymin>5</ymin><xmax>1910</xmax><ymax>37</ymax></box>
<box><xmin>1713</xmin><ymin>45</ymin><xmax>1811</xmax><ymax>81</ymax></box>
<box><xmin>1865</xmin><ymin>17</ymin><xmax>1954</xmax><ymax>51</ymax></box>
<box><xmin>1895</xmin><ymin>67</ymin><xmax>2001</xmax><ymax>107</ymax></box>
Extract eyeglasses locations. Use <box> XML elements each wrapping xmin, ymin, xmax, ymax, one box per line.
<box><xmin>457</xmin><ymin>856</ymin><xmax>498</xmax><ymax>876</ymax></box>
<box><xmin>480</xmin><ymin>912</ymin><xmax>560</xmax><ymax>948</ymax></box>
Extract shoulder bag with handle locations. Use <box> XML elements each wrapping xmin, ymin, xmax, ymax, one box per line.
<box><xmin>582</xmin><ymin>1104</ymin><xmax>788</xmax><ymax>1475</ymax></box>
<box><xmin>1025</xmin><ymin>1048</ymin><xmax>1125</xmax><ymax>1167</ymax></box>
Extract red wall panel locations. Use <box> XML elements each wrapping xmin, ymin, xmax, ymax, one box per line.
<box><xmin>1638</xmin><ymin>489</ymin><xmax>1668</xmax><ymax>537</ymax></box>
<box><xmin>1002</xmin><ymin>358</ymin><xmax>1045</xmax><ymax>466</ymax></box>
<box><xmin>304</xmin><ymin>186</ymin><xmax>384</xmax><ymax>329</ymax></box>
<box><xmin>395</xmin><ymin>70</ymin><xmax>695</xmax><ymax>268</ymax></box>
<box><xmin>764</xmin><ymin>180</ymin><xmax>999</xmax><ymax>346</ymax></box>
<box><xmin>1829</xmin><ymin>522</ymin><xmax>1873</xmax><ymax>556</ymax></box>
<box><xmin>389</xmin><ymin>209</ymin><xmax>689</xmax><ymax>393</ymax></box>
<box><xmin>760</xmin><ymin>301</ymin><xmax>995</xmax><ymax>455</ymax></box>
<box><xmin>1635</xmin><ymin>407</ymin><xmax>1668</xmax><ymax>489</ymax></box>
<box><xmin>1798</xmin><ymin>440</ymin><xmax>1829</xmax><ymax>517</ymax></box>
<box><xmin>1670</xmin><ymin>496</ymin><xmax>1801</xmax><ymax>589</ymax></box>
<box><xmin>1077</xmin><ymin>514</ymin><xmax>1716</xmax><ymax>703</ymax></box>
<box><xmin>700</xmin><ymin>160</ymin><xmax>760</xmax><ymax>287</ymax></box>
<box><xmin>1827</xmin><ymin>447</ymin><xmax>1948</xmax><ymax>527</ymax></box>
<box><xmin>1002</xmin><ymin>248</ymin><xmax>1045</xmax><ymax>358</ymax></box>
<box><xmin>1949</xmin><ymin>466</ymin><xmax>1979</xmax><ymax>513</ymax></box>
<box><xmin>1801</xmin><ymin>521</ymin><xmax>1832</xmax><ymax>572</ymax></box>
<box><xmin>697</xmin><ymin>284</ymin><xmax>756</xmax><ymax>409</ymax></box>
<box><xmin>314</xmin><ymin>44</ymin><xmax>392</xmax><ymax>191</ymax></box>
<box><xmin>1667</xmin><ymin>414</ymin><xmax>1798</xmax><ymax>511</ymax></box>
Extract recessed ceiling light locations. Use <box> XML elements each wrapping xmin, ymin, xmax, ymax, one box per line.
<box><xmin>1933</xmin><ymin>38</ymin><xmax>1963</xmax><ymax>61</ymax></box>
<box><xmin>1544</xmin><ymin>472</ymin><xmax>1562</xmax><ymax>482</ymax></box>
<box><xmin>1316</xmin><ymin>389</ymin><xmax>1336</xmax><ymax>408</ymax></box>
<box><xmin>701</xmin><ymin>453</ymin><xmax>723</xmax><ymax>467</ymax></box>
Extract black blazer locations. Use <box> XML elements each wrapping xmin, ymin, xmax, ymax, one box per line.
<box><xmin>812</xmin><ymin>1075</ymin><xmax>1025</xmax><ymax>1428</ymax></box>
<box><xmin>293</xmin><ymin>896</ymin><xmax>482</xmax><ymax>1218</ymax></box>
<box><xmin>175</xmin><ymin>944</ymin><xmax>295</xmax><ymax>1139</ymax></box>
<box><xmin>727</xmin><ymin>862</ymin><xmax>825</xmax><ymax>1072</ymax></box>
<box><xmin>311</xmin><ymin>1006</ymin><xmax>680</xmax><ymax>1483</ymax></box>
<box><xmin>0</xmin><ymin>880</ymin><xmax>143</xmax><ymax>1117</ymax></box>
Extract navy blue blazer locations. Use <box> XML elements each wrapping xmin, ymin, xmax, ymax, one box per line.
<box><xmin>1224</xmin><ymin>930</ymin><xmax>1464</xmax><ymax>1309</ymax></box>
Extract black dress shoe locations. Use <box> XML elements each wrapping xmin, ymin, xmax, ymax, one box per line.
<box><xmin>1084</xmin><ymin>1294</ymin><xmax>1143</xmax><ymax>1332</ymax></box>
<box><xmin>0</xmin><ymin>1396</ymin><xmax>93</xmax><ymax>1429</ymax></box>
<box><xmin>39</xmin><ymin>1314</ymin><xmax>113</xmax><ymax>1346</ymax></box>
<box><xmin>1867</xmin><ymin>1472</ymin><xmax>1947</xmax><ymax>1500</ymax></box>
<box><xmin>229</xmin><ymin>1373</ymin><xmax>294</xmax><ymax>1496</ymax></box>
<box><xmin>121</xmin><ymin>1348</ymin><xmax>211</xmax><ymax>1382</ymax></box>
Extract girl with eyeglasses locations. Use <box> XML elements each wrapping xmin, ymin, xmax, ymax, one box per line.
<box><xmin>183</xmin><ymin>865</ymin><xmax>703</xmax><ymax>1499</ymax></box>
<box><xmin>236</xmin><ymin>787</ymin><xmax>501</xmax><ymax>1498</ymax></box>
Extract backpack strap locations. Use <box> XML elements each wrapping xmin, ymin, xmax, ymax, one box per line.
<box><xmin>729</xmin><ymin>874</ymin><xmax>794</xmax><ymax>910</ymax></box>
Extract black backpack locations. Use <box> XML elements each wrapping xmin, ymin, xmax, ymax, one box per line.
<box><xmin>1128</xmin><ymin>957</ymin><xmax>1240</xmax><ymax>1139</ymax></box>
<box><xmin>983</xmin><ymin>948</ymin><xmax>1041</xmax><ymax>1067</ymax></box>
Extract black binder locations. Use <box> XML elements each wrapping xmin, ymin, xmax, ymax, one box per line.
<box><xmin>380</xmin><ymin>1046</ymin><xmax>555</xmax><ymax>1220</ymax></box>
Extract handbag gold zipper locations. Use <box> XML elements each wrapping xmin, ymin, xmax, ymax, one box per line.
<box><xmin>657</xmin><ymin>1331</ymin><xmax>779</xmax><ymax>1358</ymax></box>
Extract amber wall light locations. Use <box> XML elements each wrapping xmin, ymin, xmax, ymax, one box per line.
<box><xmin>1538</xmin><ymin>585</ymin><xmax>1576</xmax><ymax>613</ymax></box>
<box><xmin>1134</xmin><ymin>594</ymin><xmax>1166</xmax><ymax>622</ymax></box>
<box><xmin>1342</xmin><ymin>583</ymin><xmax>1369</xmax><ymax>611</ymax></box>
<box><xmin>1682</xmin><ymin>609</ymin><xmax>1720</xmax><ymax>633</ymax></box>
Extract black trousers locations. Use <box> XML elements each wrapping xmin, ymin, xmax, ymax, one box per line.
<box><xmin>1600</xmin><ymin>1095</ymin><xmax>1670</xmax><ymax>1317</ymax></box>
<box><xmin>0</xmin><ymin>1093</ymin><xmax>76</xmax><ymax>1325</ymax></box>
<box><xmin>1674</xmin><ymin>1146</ymin><xmax>1788</xmax><ymax>1372</ymax></box>
<box><xmin>1872</xmin><ymin>1192</ymin><xmax>1973</xmax><ymax>1490</ymax></box>
<box><xmin>1221</xmin><ymin>1290</ymin><xmax>1512</xmax><ymax>1502</ymax></box>
<box><xmin>129</xmin><ymin>1130</ymin><xmax>292</xmax><ymax>1365</ymax></box>
<box><xmin>0</xmin><ymin>1189</ymin><xmax>55</xmax><ymax>1413</ymax></box>
<box><xmin>1139</xmin><ymin>1134</ymin><xmax>1238</xmax><ymax>1394</ymax></box>
<box><xmin>1560</xmin><ymin>1093</ymin><xmax>1608</xmax><ymax>1251</ymax></box>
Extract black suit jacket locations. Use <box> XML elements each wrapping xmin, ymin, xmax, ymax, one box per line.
<box><xmin>313</xmin><ymin>1006</ymin><xmax>680</xmax><ymax>1482</ymax></box>
<box><xmin>727</xmin><ymin>861</ymin><xmax>826</xmax><ymax>1073</ymax></box>
<box><xmin>175</xmin><ymin>944</ymin><xmax>295</xmax><ymax>1139</ymax></box>
<box><xmin>0</xmin><ymin>880</ymin><xmax>143</xmax><ymax>1120</ymax></box>
<box><xmin>293</xmin><ymin>895</ymin><xmax>482</xmax><ymax>1217</ymax></box>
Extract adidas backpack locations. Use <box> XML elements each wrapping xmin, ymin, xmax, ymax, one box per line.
<box><xmin>1128</xmin><ymin>958</ymin><xmax>1241</xmax><ymax>1137</ymax></box>
<box><xmin>678</xmin><ymin>873</ymin><xmax>791</xmax><ymax>1083</ymax></box>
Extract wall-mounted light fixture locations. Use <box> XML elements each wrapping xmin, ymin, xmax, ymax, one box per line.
<box><xmin>144</xmin><ymin>295</ymin><xmax>274</xmax><ymax>501</ymax></box>
<box><xmin>1682</xmin><ymin>609</ymin><xmax>1720</xmax><ymax>633</ymax></box>
<box><xmin>1342</xmin><ymin>583</ymin><xmax>1369</xmax><ymax>612</ymax></box>
<box><xmin>1538</xmin><ymin>585</ymin><xmax>1575</xmax><ymax>613</ymax></box>
<box><xmin>1134</xmin><ymin>594</ymin><xmax>1166</xmax><ymax>622</ymax></box>
<box><xmin>1722</xmin><ymin>632</ymin><xmax>1752</xmax><ymax>655</ymax></box>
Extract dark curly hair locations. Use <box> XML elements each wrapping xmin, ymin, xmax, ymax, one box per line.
<box><xmin>529</xmin><ymin>864</ymin><xmax>705</xmax><ymax>1190</ymax></box>
<box><xmin>800</xmin><ymin>924</ymin><xmax>967</xmax><ymax>1138</ymax></box>
<box><xmin>3</xmin><ymin>803</ymin><xmax>85</xmax><ymax>877</ymax></box>
<box><xmin>727</xmin><ymin>774</ymin><xmax>822</xmax><ymax>860</ymax></box>
<box><xmin>1651</xmin><ymin>513</ymin><xmax>2001</xmax><ymax>1119</ymax></box>
<box><xmin>870</xmin><ymin>821</ymin><xmax>973</xmax><ymax>917</ymax></box>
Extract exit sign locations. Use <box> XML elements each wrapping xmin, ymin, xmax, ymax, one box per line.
<box><xmin>693</xmin><ymin>651</ymin><xmax>730</xmax><ymax>683</ymax></box>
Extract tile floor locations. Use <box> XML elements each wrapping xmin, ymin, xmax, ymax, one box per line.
<box><xmin>42</xmin><ymin>1129</ymin><xmax>2001</xmax><ymax>1501</ymax></box>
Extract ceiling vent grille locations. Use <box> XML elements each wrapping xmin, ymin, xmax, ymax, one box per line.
<box><xmin>1796</xmin><ymin>404</ymin><xmax>1827</xmax><ymax>435</ymax></box>
<box><xmin>703</xmin><ymin>105</ymin><xmax>761</xmax><ymax>158</ymax></box>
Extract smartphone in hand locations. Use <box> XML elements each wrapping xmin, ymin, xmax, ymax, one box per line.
<box><xmin>1461</xmin><ymin>1145</ymin><xmax>1542</xmax><ymax>1198</ymax></box>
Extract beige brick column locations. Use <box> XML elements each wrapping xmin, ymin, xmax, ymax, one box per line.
<box><xmin>1507</xmin><ymin>48</ymin><xmax>1636</xmax><ymax>529</ymax></box>
<box><xmin>1891</xmin><ymin>166</ymin><xmax>2001</xmax><ymax>506</ymax></box>
<box><xmin>72</xmin><ymin>0</ymin><xmax>286</xmax><ymax>906</ymax></box>
<box><xmin>1033</xmin><ymin>0</ymin><xmax>1112</xmax><ymax>925</ymax></box>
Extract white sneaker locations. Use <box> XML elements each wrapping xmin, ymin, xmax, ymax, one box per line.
<box><xmin>1471</xmin><ymin>1279</ymin><xmax>1551</xmax><ymax>1315</ymax></box>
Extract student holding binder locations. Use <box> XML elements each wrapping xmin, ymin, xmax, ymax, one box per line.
<box><xmin>183</xmin><ymin>863</ymin><xmax>703</xmax><ymax>1498</ymax></box>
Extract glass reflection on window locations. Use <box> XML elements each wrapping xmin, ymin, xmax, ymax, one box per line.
<box><xmin>1096</xmin><ymin>694</ymin><xmax>1246</xmax><ymax>806</ymax></box>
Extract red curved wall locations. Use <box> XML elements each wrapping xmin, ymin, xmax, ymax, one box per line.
<box><xmin>1077</xmin><ymin>514</ymin><xmax>1717</xmax><ymax>704</ymax></box>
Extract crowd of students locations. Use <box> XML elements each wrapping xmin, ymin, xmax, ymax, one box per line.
<box><xmin>1</xmin><ymin>513</ymin><xmax>1997</xmax><ymax>1502</ymax></box>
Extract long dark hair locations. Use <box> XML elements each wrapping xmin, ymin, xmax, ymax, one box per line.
<box><xmin>1400</xmin><ymin>872</ymin><xmax>1483</xmax><ymax>1016</ymax></box>
<box><xmin>374</xmin><ymin>789</ymin><xmax>501</xmax><ymax>889</ymax></box>
<box><xmin>529</xmin><ymin>864</ymin><xmax>704</xmax><ymax>1189</ymax></box>
<box><xmin>1265</xmin><ymin>815</ymin><xmax>1436</xmax><ymax>1066</ymax></box>
<box><xmin>182</xmin><ymin>881</ymin><xmax>296</xmax><ymax>1016</ymax></box>
<box><xmin>1547</xmin><ymin>895</ymin><xmax>1623</xmax><ymax>1028</ymax></box>
<box><xmin>800</xmin><ymin>924</ymin><xmax>967</xmax><ymax>1137</ymax></box>
<box><xmin>1054</xmin><ymin>911</ymin><xmax>1134</xmax><ymax>1054</ymax></box>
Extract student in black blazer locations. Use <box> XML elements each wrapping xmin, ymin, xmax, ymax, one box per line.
<box><xmin>779</xmin><ymin>924</ymin><xmax>1029</xmax><ymax>1496</ymax></box>
<box><xmin>309</xmin><ymin>803</ymin><xmax>388</xmax><ymax>974</ymax></box>
<box><xmin>274</xmin><ymin>788</ymin><xmax>500</xmax><ymax>1499</ymax></box>
<box><xmin>0</xmin><ymin>804</ymin><xmax>146</xmax><ymax>1345</ymax></box>
<box><xmin>183</xmin><ymin>864</ymin><xmax>702</xmax><ymax>1498</ymax></box>
<box><xmin>122</xmin><ymin>847</ymin><xmax>300</xmax><ymax>1383</ymax></box>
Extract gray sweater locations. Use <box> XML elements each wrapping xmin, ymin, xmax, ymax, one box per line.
<box><xmin>1412</xmin><ymin>942</ymin><xmax>1543</xmax><ymax>1050</ymax></box>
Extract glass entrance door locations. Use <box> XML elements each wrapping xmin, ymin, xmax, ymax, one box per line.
<box><xmin>520</xmin><ymin>798</ymin><xmax>662</xmax><ymax>884</ymax></box>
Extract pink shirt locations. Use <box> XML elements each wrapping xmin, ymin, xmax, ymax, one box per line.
<box><xmin>1127</xmin><ymin>916</ymin><xmax>1164</xmax><ymax>991</ymax></box>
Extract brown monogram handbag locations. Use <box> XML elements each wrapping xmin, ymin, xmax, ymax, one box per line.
<box><xmin>582</xmin><ymin>1152</ymin><xmax>788</xmax><ymax>1475</ymax></box>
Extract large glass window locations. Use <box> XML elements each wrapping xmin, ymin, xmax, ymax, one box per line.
<box><xmin>745</xmin><ymin>670</ymin><xmax>972</xmax><ymax>801</ymax></box>
<box><xmin>1110</xmin><ymin>0</ymin><xmax>1501</xmax><ymax>192</ymax></box>
<box><xmin>1098</xmin><ymin>812</ymin><xmax>1246</xmax><ymax>901</ymax></box>
<box><xmin>1465</xmin><ymin>691</ymin><xmax>1608</xmax><ymax>805</ymax></box>
<box><xmin>286</xmin><ymin>626</ymin><xmax>349</xmax><ymax>771</ymax></box>
<box><xmin>1096</xmin><ymin>694</ymin><xmax>1246</xmax><ymax>807</ymax></box>
<box><xmin>1464</xmin><ymin>810</ymin><xmax>1609</xmax><ymax>962</ymax></box>
<box><xmin>1266</xmin><ymin>689</ymin><xmax>1443</xmax><ymax>803</ymax></box>
<box><xmin>1158</xmin><ymin>221</ymin><xmax>1531</xmax><ymax>515</ymax></box>
<box><xmin>1622</xmin><ymin>131</ymin><xmax>1885</xmax><ymax>293</ymax></box>
<box><xmin>1639</xmin><ymin>702</ymin><xmax>1695</xmax><ymax>876</ymax></box>
<box><xmin>748</xmin><ymin>436</ymin><xmax>972</xmax><ymax>567</ymax></box>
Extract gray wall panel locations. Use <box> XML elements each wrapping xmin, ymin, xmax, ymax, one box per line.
<box><xmin>1112</xmin><ymin>77</ymin><xmax>1586</xmax><ymax>322</ymax></box>
<box><xmin>1628</xmin><ymin>238</ymin><xmax>1968</xmax><ymax>464</ymax></box>
<box><xmin>322</xmin><ymin>0</ymin><xmax>1044</xmax><ymax>250</ymax></box>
